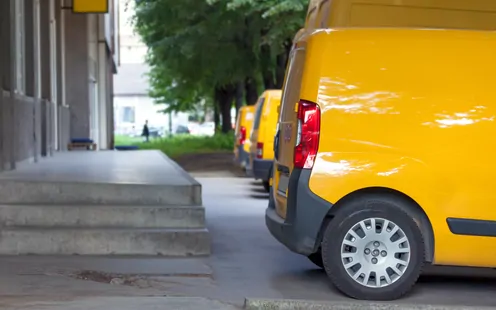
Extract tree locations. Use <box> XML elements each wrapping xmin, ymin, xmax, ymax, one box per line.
<box><xmin>133</xmin><ymin>0</ymin><xmax>306</xmax><ymax>132</ymax></box>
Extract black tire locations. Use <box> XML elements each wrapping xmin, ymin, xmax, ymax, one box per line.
<box><xmin>307</xmin><ymin>251</ymin><xmax>324</xmax><ymax>269</ymax></box>
<box><xmin>321</xmin><ymin>194</ymin><xmax>425</xmax><ymax>300</ymax></box>
<box><xmin>262</xmin><ymin>180</ymin><xmax>270</xmax><ymax>192</ymax></box>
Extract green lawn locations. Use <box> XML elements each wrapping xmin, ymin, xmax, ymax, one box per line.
<box><xmin>114</xmin><ymin>134</ymin><xmax>234</xmax><ymax>158</ymax></box>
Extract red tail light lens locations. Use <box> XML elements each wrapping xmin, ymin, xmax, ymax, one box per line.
<box><xmin>239</xmin><ymin>126</ymin><xmax>247</xmax><ymax>145</ymax></box>
<box><xmin>294</xmin><ymin>100</ymin><xmax>320</xmax><ymax>169</ymax></box>
<box><xmin>256</xmin><ymin>142</ymin><xmax>264</xmax><ymax>159</ymax></box>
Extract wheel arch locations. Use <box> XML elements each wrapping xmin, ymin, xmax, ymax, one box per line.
<box><xmin>317</xmin><ymin>186</ymin><xmax>435</xmax><ymax>263</ymax></box>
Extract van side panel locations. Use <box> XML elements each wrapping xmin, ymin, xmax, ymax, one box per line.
<box><xmin>302</xmin><ymin>29</ymin><xmax>496</xmax><ymax>268</ymax></box>
<box><xmin>261</xmin><ymin>92</ymin><xmax>282</xmax><ymax>160</ymax></box>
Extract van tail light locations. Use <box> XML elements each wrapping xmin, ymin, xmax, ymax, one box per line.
<box><xmin>256</xmin><ymin>142</ymin><xmax>264</xmax><ymax>159</ymax></box>
<box><xmin>294</xmin><ymin>100</ymin><xmax>320</xmax><ymax>169</ymax></box>
<box><xmin>238</xmin><ymin>126</ymin><xmax>247</xmax><ymax>145</ymax></box>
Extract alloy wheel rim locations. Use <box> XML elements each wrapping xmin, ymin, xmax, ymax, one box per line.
<box><xmin>340</xmin><ymin>217</ymin><xmax>411</xmax><ymax>288</ymax></box>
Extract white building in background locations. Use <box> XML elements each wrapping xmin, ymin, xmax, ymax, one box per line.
<box><xmin>113</xmin><ymin>0</ymin><xmax>188</xmax><ymax>137</ymax></box>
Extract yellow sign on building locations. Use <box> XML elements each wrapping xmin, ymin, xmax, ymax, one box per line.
<box><xmin>73</xmin><ymin>0</ymin><xmax>109</xmax><ymax>13</ymax></box>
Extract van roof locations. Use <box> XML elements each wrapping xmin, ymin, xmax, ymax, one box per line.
<box><xmin>262</xmin><ymin>89</ymin><xmax>282</xmax><ymax>97</ymax></box>
<box><xmin>316</xmin><ymin>0</ymin><xmax>496</xmax><ymax>30</ymax></box>
<box><xmin>240</xmin><ymin>105</ymin><xmax>255</xmax><ymax>111</ymax></box>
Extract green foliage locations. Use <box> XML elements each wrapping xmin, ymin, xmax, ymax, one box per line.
<box><xmin>115</xmin><ymin>134</ymin><xmax>234</xmax><ymax>158</ymax></box>
<box><xmin>132</xmin><ymin>0</ymin><xmax>307</xmax><ymax>116</ymax></box>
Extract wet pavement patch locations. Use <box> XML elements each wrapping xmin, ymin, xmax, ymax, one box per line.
<box><xmin>70</xmin><ymin>270</ymin><xmax>212</xmax><ymax>287</ymax></box>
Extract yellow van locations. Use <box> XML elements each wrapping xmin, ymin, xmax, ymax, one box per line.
<box><xmin>247</xmin><ymin>90</ymin><xmax>282</xmax><ymax>192</ymax></box>
<box><xmin>233</xmin><ymin>105</ymin><xmax>255</xmax><ymax>170</ymax></box>
<box><xmin>267</xmin><ymin>0</ymin><xmax>496</xmax><ymax>302</ymax></box>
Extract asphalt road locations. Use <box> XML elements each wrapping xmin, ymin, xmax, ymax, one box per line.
<box><xmin>196</xmin><ymin>176</ymin><xmax>496</xmax><ymax>307</ymax></box>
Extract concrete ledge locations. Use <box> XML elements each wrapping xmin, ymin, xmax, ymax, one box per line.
<box><xmin>0</xmin><ymin>180</ymin><xmax>200</xmax><ymax>206</ymax></box>
<box><xmin>243</xmin><ymin>299</ymin><xmax>496</xmax><ymax>310</ymax></box>
<box><xmin>0</xmin><ymin>204</ymin><xmax>205</xmax><ymax>228</ymax></box>
<box><xmin>0</xmin><ymin>227</ymin><xmax>211</xmax><ymax>256</ymax></box>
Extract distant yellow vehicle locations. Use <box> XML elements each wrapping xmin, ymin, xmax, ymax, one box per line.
<box><xmin>267</xmin><ymin>0</ymin><xmax>496</xmax><ymax>301</ymax></box>
<box><xmin>247</xmin><ymin>90</ymin><xmax>282</xmax><ymax>192</ymax></box>
<box><xmin>233</xmin><ymin>105</ymin><xmax>256</xmax><ymax>170</ymax></box>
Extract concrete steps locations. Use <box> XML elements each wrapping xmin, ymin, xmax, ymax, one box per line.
<box><xmin>0</xmin><ymin>151</ymin><xmax>210</xmax><ymax>256</ymax></box>
<box><xmin>0</xmin><ymin>203</ymin><xmax>211</xmax><ymax>256</ymax></box>
<box><xmin>0</xmin><ymin>227</ymin><xmax>210</xmax><ymax>256</ymax></box>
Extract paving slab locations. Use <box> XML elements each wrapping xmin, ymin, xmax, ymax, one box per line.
<box><xmin>0</xmin><ymin>150</ymin><xmax>194</xmax><ymax>185</ymax></box>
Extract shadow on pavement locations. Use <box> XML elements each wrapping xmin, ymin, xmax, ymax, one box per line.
<box><xmin>249</xmin><ymin>194</ymin><xmax>269</xmax><ymax>200</ymax></box>
<box><xmin>250</xmin><ymin>187</ymin><xmax>267</xmax><ymax>194</ymax></box>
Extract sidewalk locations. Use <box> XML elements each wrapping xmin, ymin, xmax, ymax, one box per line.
<box><xmin>0</xmin><ymin>255</ymin><xmax>236</xmax><ymax>309</ymax></box>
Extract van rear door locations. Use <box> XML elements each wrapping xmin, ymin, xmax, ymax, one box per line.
<box><xmin>234</xmin><ymin>108</ymin><xmax>245</xmax><ymax>147</ymax></box>
<box><xmin>273</xmin><ymin>46</ymin><xmax>306</xmax><ymax>219</ymax></box>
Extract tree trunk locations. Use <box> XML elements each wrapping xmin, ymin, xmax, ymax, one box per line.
<box><xmin>275</xmin><ymin>52</ymin><xmax>287</xmax><ymax>89</ymax></box>
<box><xmin>275</xmin><ymin>39</ymin><xmax>293</xmax><ymax>88</ymax></box>
<box><xmin>214</xmin><ymin>84</ymin><xmax>236</xmax><ymax>133</ymax></box>
<box><xmin>260</xmin><ymin>44</ymin><xmax>276</xmax><ymax>90</ymax></box>
<box><xmin>245</xmin><ymin>77</ymin><xmax>259</xmax><ymax>105</ymax></box>
<box><xmin>213</xmin><ymin>89</ymin><xmax>221</xmax><ymax>132</ymax></box>
<box><xmin>235</xmin><ymin>81</ymin><xmax>244</xmax><ymax>121</ymax></box>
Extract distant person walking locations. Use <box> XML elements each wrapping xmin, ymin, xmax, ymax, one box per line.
<box><xmin>142</xmin><ymin>120</ymin><xmax>150</xmax><ymax>142</ymax></box>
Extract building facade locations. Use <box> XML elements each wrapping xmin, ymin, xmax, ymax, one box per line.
<box><xmin>0</xmin><ymin>0</ymin><xmax>118</xmax><ymax>171</ymax></box>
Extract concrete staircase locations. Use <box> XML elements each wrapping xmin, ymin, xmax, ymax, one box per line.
<box><xmin>0</xmin><ymin>151</ymin><xmax>211</xmax><ymax>256</ymax></box>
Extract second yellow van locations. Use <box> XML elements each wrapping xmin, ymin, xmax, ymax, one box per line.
<box><xmin>247</xmin><ymin>90</ymin><xmax>282</xmax><ymax>192</ymax></box>
<box><xmin>233</xmin><ymin>105</ymin><xmax>255</xmax><ymax>170</ymax></box>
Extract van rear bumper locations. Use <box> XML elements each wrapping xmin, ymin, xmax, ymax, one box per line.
<box><xmin>253</xmin><ymin>158</ymin><xmax>272</xmax><ymax>181</ymax></box>
<box><xmin>234</xmin><ymin>145</ymin><xmax>249</xmax><ymax>168</ymax></box>
<box><xmin>265</xmin><ymin>168</ymin><xmax>333</xmax><ymax>256</ymax></box>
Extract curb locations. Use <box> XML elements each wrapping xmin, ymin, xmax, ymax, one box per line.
<box><xmin>243</xmin><ymin>299</ymin><xmax>496</xmax><ymax>310</ymax></box>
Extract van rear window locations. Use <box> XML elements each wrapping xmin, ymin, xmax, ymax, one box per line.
<box><xmin>253</xmin><ymin>97</ymin><xmax>266</xmax><ymax>130</ymax></box>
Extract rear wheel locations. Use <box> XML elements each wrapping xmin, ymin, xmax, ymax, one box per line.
<box><xmin>307</xmin><ymin>251</ymin><xmax>324</xmax><ymax>268</ymax></box>
<box><xmin>262</xmin><ymin>180</ymin><xmax>270</xmax><ymax>192</ymax></box>
<box><xmin>321</xmin><ymin>195</ymin><xmax>425</xmax><ymax>300</ymax></box>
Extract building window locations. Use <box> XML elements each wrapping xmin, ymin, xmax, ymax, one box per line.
<box><xmin>122</xmin><ymin>106</ymin><xmax>135</xmax><ymax>123</ymax></box>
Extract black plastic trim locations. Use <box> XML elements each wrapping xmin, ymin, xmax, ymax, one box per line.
<box><xmin>253</xmin><ymin>158</ymin><xmax>273</xmax><ymax>181</ymax></box>
<box><xmin>265</xmin><ymin>168</ymin><xmax>333</xmax><ymax>256</ymax></box>
<box><xmin>447</xmin><ymin>218</ymin><xmax>496</xmax><ymax>237</ymax></box>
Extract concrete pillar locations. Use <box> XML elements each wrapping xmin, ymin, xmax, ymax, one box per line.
<box><xmin>0</xmin><ymin>0</ymin><xmax>11</xmax><ymax>170</ymax></box>
<box><xmin>107</xmin><ymin>58</ymin><xmax>115</xmax><ymax>149</ymax></box>
<box><xmin>56</xmin><ymin>0</ymin><xmax>66</xmax><ymax>150</ymax></box>
<box><xmin>6</xmin><ymin>0</ymin><xmax>19</xmax><ymax>170</ymax></box>
<box><xmin>40</xmin><ymin>0</ymin><xmax>50</xmax><ymax>156</ymax></box>
<box><xmin>97</xmin><ymin>15</ymin><xmax>108</xmax><ymax>150</ymax></box>
<box><xmin>88</xmin><ymin>14</ymin><xmax>99</xmax><ymax>144</ymax></box>
<box><xmin>24</xmin><ymin>0</ymin><xmax>34</xmax><ymax>97</ymax></box>
<box><xmin>32</xmin><ymin>0</ymin><xmax>42</xmax><ymax>162</ymax></box>
<box><xmin>64</xmin><ymin>12</ymin><xmax>91</xmax><ymax>140</ymax></box>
